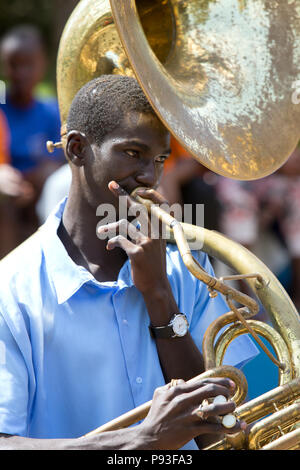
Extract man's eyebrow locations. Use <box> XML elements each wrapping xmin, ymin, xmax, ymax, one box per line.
<box><xmin>116</xmin><ymin>139</ymin><xmax>171</xmax><ymax>155</ymax></box>
<box><xmin>120</xmin><ymin>140</ymin><xmax>149</xmax><ymax>151</ymax></box>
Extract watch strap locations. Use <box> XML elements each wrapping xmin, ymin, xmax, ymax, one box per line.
<box><xmin>149</xmin><ymin>323</ymin><xmax>176</xmax><ymax>339</ymax></box>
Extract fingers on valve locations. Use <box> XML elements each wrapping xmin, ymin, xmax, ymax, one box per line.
<box><xmin>193</xmin><ymin>395</ymin><xmax>244</xmax><ymax>433</ymax></box>
<box><xmin>194</xmin><ymin>398</ymin><xmax>235</xmax><ymax>421</ymax></box>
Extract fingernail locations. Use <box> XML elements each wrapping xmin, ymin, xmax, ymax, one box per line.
<box><xmin>229</xmin><ymin>380</ymin><xmax>236</xmax><ymax>389</ymax></box>
<box><xmin>109</xmin><ymin>181</ymin><xmax>119</xmax><ymax>190</ymax></box>
<box><xmin>241</xmin><ymin>421</ymin><xmax>247</xmax><ymax>430</ymax></box>
<box><xmin>97</xmin><ymin>226</ymin><xmax>108</xmax><ymax>233</ymax></box>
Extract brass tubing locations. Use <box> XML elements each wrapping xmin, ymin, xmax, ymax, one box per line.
<box><xmin>202</xmin><ymin>307</ymin><xmax>255</xmax><ymax>370</ymax></box>
<box><xmin>220</xmin><ymin>273</ymin><xmax>265</xmax><ymax>284</ymax></box>
<box><xmin>214</xmin><ymin>320</ymin><xmax>292</xmax><ymax>386</ymax></box>
<box><xmin>203</xmin><ymin>433</ymin><xmax>245</xmax><ymax>451</ymax></box>
<box><xmin>248</xmin><ymin>403</ymin><xmax>300</xmax><ymax>450</ymax></box>
<box><xmin>205</xmin><ymin>413</ymin><xmax>300</xmax><ymax>451</ymax></box>
<box><xmin>203</xmin><ymin>381</ymin><xmax>300</xmax><ymax>450</ymax></box>
<box><xmin>236</xmin><ymin>377</ymin><xmax>300</xmax><ymax>425</ymax></box>
<box><xmin>177</xmin><ymin>223</ymin><xmax>300</xmax><ymax>379</ymax></box>
<box><xmin>227</xmin><ymin>298</ymin><xmax>286</xmax><ymax>370</ymax></box>
<box><xmin>261</xmin><ymin>428</ymin><xmax>300</xmax><ymax>450</ymax></box>
<box><xmin>203</xmin><ymin>436</ymin><xmax>240</xmax><ymax>451</ymax></box>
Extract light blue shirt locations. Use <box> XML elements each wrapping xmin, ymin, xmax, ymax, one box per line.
<box><xmin>0</xmin><ymin>199</ymin><xmax>258</xmax><ymax>448</ymax></box>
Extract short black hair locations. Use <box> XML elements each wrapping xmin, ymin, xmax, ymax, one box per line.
<box><xmin>0</xmin><ymin>25</ymin><xmax>44</xmax><ymax>54</ymax></box>
<box><xmin>67</xmin><ymin>75</ymin><xmax>156</xmax><ymax>146</ymax></box>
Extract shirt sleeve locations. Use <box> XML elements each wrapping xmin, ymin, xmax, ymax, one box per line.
<box><xmin>188</xmin><ymin>251</ymin><xmax>259</xmax><ymax>369</ymax></box>
<box><xmin>0</xmin><ymin>312</ymin><xmax>29</xmax><ymax>436</ymax></box>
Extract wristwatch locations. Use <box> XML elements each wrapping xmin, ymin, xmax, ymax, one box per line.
<box><xmin>149</xmin><ymin>313</ymin><xmax>189</xmax><ymax>339</ymax></box>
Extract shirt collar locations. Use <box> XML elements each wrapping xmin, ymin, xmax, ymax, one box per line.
<box><xmin>40</xmin><ymin>198</ymin><xmax>133</xmax><ymax>304</ymax></box>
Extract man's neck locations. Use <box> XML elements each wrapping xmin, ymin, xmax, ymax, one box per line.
<box><xmin>59</xmin><ymin>187</ymin><xmax>128</xmax><ymax>282</ymax></box>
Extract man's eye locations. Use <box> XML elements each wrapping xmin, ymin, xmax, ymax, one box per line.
<box><xmin>156</xmin><ymin>155</ymin><xmax>168</xmax><ymax>163</ymax></box>
<box><xmin>125</xmin><ymin>150</ymin><xmax>139</xmax><ymax>158</ymax></box>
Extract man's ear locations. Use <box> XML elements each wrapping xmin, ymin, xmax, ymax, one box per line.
<box><xmin>66</xmin><ymin>131</ymin><xmax>88</xmax><ymax>167</ymax></box>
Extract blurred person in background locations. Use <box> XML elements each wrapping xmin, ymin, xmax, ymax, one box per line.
<box><xmin>0</xmin><ymin>25</ymin><xmax>64</xmax><ymax>258</ymax></box>
<box><xmin>0</xmin><ymin>108</ymin><xmax>33</xmax><ymax>258</ymax></box>
<box><xmin>216</xmin><ymin>144</ymin><xmax>300</xmax><ymax>312</ymax></box>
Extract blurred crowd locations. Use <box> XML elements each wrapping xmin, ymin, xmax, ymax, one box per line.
<box><xmin>1</xmin><ymin>24</ymin><xmax>300</xmax><ymax>316</ymax></box>
<box><xmin>0</xmin><ymin>25</ymin><xmax>64</xmax><ymax>258</ymax></box>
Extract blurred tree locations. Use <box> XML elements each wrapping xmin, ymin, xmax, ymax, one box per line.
<box><xmin>0</xmin><ymin>0</ymin><xmax>79</xmax><ymax>89</ymax></box>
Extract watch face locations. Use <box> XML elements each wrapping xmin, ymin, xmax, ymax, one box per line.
<box><xmin>172</xmin><ymin>314</ymin><xmax>188</xmax><ymax>337</ymax></box>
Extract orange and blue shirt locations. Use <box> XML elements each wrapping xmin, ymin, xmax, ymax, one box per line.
<box><xmin>0</xmin><ymin>96</ymin><xmax>63</xmax><ymax>172</ymax></box>
<box><xmin>0</xmin><ymin>110</ymin><xmax>10</xmax><ymax>165</ymax></box>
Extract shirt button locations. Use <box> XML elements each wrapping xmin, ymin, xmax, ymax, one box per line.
<box><xmin>123</xmin><ymin>319</ymin><xmax>128</xmax><ymax>325</ymax></box>
<box><xmin>136</xmin><ymin>377</ymin><xmax>143</xmax><ymax>384</ymax></box>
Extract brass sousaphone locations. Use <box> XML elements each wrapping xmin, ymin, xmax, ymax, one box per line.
<box><xmin>51</xmin><ymin>0</ymin><xmax>300</xmax><ymax>450</ymax></box>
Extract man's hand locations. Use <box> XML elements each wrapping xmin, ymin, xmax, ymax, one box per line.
<box><xmin>137</xmin><ymin>377</ymin><xmax>246</xmax><ymax>450</ymax></box>
<box><xmin>97</xmin><ymin>181</ymin><xmax>169</xmax><ymax>295</ymax></box>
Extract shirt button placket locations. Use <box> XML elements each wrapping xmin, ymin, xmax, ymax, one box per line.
<box><xmin>113</xmin><ymin>288</ymin><xmax>140</xmax><ymax>406</ymax></box>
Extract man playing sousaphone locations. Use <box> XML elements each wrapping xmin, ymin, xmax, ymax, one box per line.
<box><xmin>0</xmin><ymin>76</ymin><xmax>258</xmax><ymax>450</ymax></box>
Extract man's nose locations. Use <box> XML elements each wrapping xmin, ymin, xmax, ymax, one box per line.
<box><xmin>135</xmin><ymin>161</ymin><xmax>158</xmax><ymax>188</ymax></box>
